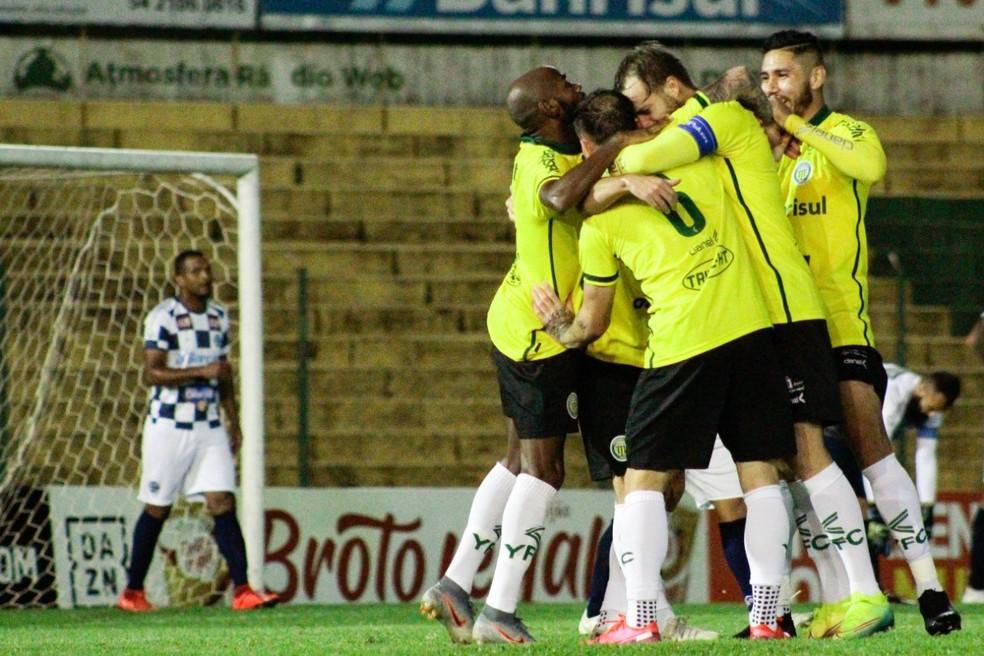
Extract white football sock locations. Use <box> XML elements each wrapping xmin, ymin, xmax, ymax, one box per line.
<box><xmin>484</xmin><ymin>473</ymin><xmax>556</xmax><ymax>613</ymax></box>
<box><xmin>600</xmin><ymin>504</ymin><xmax>627</xmax><ymax>618</ymax></box>
<box><xmin>864</xmin><ymin>454</ymin><xmax>942</xmax><ymax>594</ymax></box>
<box><xmin>745</xmin><ymin>485</ymin><xmax>787</xmax><ymax>629</ymax></box>
<box><xmin>779</xmin><ymin>483</ymin><xmax>796</xmax><ymax>613</ymax></box>
<box><xmin>804</xmin><ymin>463</ymin><xmax>881</xmax><ymax>595</ymax></box>
<box><xmin>750</xmin><ymin>584</ymin><xmax>781</xmax><ymax>629</ymax></box>
<box><xmin>789</xmin><ymin>480</ymin><xmax>850</xmax><ymax>603</ymax></box>
<box><xmin>443</xmin><ymin>462</ymin><xmax>516</xmax><ymax>592</ymax></box>
<box><xmin>622</xmin><ymin>491</ymin><xmax>666</xmax><ymax>628</ymax></box>
<box><xmin>744</xmin><ymin>485</ymin><xmax>788</xmax><ymax>587</ymax></box>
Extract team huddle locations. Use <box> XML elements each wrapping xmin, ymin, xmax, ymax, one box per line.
<box><xmin>420</xmin><ymin>31</ymin><xmax>964</xmax><ymax>644</ymax></box>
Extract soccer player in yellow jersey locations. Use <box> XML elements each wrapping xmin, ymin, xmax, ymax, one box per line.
<box><xmin>761</xmin><ymin>30</ymin><xmax>961</xmax><ymax>635</ymax></box>
<box><xmin>533</xmin><ymin>89</ymin><xmax>796</xmax><ymax>643</ymax></box>
<box><xmin>568</xmin><ymin>93</ymin><xmax>722</xmax><ymax>642</ymax></box>
<box><xmin>420</xmin><ymin>66</ymin><xmax>647</xmax><ymax>645</ymax></box>
<box><xmin>608</xmin><ymin>42</ymin><xmax>892</xmax><ymax>639</ymax></box>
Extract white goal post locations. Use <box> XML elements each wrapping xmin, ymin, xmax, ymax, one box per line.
<box><xmin>0</xmin><ymin>144</ymin><xmax>266</xmax><ymax>605</ymax></box>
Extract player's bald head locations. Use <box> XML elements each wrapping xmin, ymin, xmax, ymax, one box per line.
<box><xmin>762</xmin><ymin>30</ymin><xmax>824</xmax><ymax>69</ymax></box>
<box><xmin>506</xmin><ymin>66</ymin><xmax>565</xmax><ymax>132</ymax></box>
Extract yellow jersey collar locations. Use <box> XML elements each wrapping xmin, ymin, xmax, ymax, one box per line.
<box><xmin>808</xmin><ymin>105</ymin><xmax>832</xmax><ymax>127</ymax></box>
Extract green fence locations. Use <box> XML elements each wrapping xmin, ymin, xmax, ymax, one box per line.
<box><xmin>868</xmin><ymin>197</ymin><xmax>984</xmax><ymax>336</ymax></box>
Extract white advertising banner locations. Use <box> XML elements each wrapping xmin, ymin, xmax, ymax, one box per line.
<box><xmin>847</xmin><ymin>0</ymin><xmax>983</xmax><ymax>41</ymax></box>
<box><xmin>47</xmin><ymin>487</ymin><xmax>167</xmax><ymax>609</ymax></box>
<box><xmin>262</xmin><ymin>487</ymin><xmax>708</xmax><ymax>605</ymax></box>
<box><xmin>46</xmin><ymin>486</ymin><xmax>709</xmax><ymax>608</ymax></box>
<box><xmin>0</xmin><ymin>0</ymin><xmax>256</xmax><ymax>29</ymax></box>
<box><xmin>1</xmin><ymin>37</ymin><xmax>981</xmax><ymax>114</ymax></box>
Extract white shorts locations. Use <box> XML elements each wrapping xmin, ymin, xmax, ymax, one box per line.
<box><xmin>685</xmin><ymin>436</ymin><xmax>743</xmax><ymax>509</ymax></box>
<box><xmin>138</xmin><ymin>418</ymin><xmax>236</xmax><ymax>506</ymax></box>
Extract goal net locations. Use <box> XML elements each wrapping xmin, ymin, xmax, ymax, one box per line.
<box><xmin>0</xmin><ymin>145</ymin><xmax>265</xmax><ymax>608</ymax></box>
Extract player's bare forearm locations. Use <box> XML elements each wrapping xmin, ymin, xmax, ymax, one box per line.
<box><xmin>703</xmin><ymin>66</ymin><xmax>773</xmax><ymax>125</ymax></box>
<box><xmin>144</xmin><ymin>365</ymin><xmax>218</xmax><ymax>386</ymax></box>
<box><xmin>543</xmin><ymin>308</ymin><xmax>599</xmax><ymax>350</ymax></box>
<box><xmin>531</xmin><ymin>282</ymin><xmax>611</xmax><ymax>349</ymax></box>
<box><xmin>582</xmin><ymin>177</ymin><xmax>628</xmax><ymax>214</ymax></box>
<box><xmin>583</xmin><ymin>175</ymin><xmax>679</xmax><ymax>215</ymax></box>
<box><xmin>540</xmin><ymin>134</ymin><xmax>635</xmax><ymax>214</ymax></box>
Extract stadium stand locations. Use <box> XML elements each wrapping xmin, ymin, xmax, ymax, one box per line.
<box><xmin>0</xmin><ymin>98</ymin><xmax>980</xmax><ymax>491</ymax></box>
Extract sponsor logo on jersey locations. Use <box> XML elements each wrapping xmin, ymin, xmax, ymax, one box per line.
<box><xmin>540</xmin><ymin>149</ymin><xmax>559</xmax><ymax>174</ymax></box>
<box><xmin>566</xmin><ymin>392</ymin><xmax>578</xmax><ymax>420</ymax></box>
<box><xmin>183</xmin><ymin>387</ymin><xmax>215</xmax><ymax>401</ymax></box>
<box><xmin>682</xmin><ymin>246</ymin><xmax>734</xmax><ymax>291</ymax></box>
<box><xmin>609</xmin><ymin>435</ymin><xmax>627</xmax><ymax>463</ymax></box>
<box><xmin>788</xmin><ymin>196</ymin><xmax>828</xmax><ymax>217</ymax></box>
<box><xmin>792</xmin><ymin>160</ymin><xmax>813</xmax><ymax>185</ymax></box>
<box><xmin>175</xmin><ymin>352</ymin><xmax>215</xmax><ymax>367</ymax></box>
<box><xmin>176</xmin><ymin>315</ymin><xmax>193</xmax><ymax>329</ymax></box>
<box><xmin>504</xmin><ymin>261</ymin><xmax>521</xmax><ymax>286</ymax></box>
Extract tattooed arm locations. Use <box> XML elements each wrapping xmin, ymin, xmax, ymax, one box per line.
<box><xmin>703</xmin><ymin>65</ymin><xmax>773</xmax><ymax>125</ymax></box>
<box><xmin>531</xmin><ymin>283</ymin><xmax>614</xmax><ymax>349</ymax></box>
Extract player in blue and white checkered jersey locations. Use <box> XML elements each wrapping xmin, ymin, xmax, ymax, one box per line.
<box><xmin>117</xmin><ymin>250</ymin><xmax>277</xmax><ymax>612</ymax></box>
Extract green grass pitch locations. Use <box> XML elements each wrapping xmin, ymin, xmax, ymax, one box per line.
<box><xmin>0</xmin><ymin>602</ymin><xmax>979</xmax><ymax>655</ymax></box>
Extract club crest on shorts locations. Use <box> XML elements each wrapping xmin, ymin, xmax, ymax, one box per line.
<box><xmin>792</xmin><ymin>161</ymin><xmax>813</xmax><ymax>185</ymax></box>
<box><xmin>609</xmin><ymin>435</ymin><xmax>627</xmax><ymax>463</ymax></box>
<box><xmin>566</xmin><ymin>392</ymin><xmax>578</xmax><ymax>420</ymax></box>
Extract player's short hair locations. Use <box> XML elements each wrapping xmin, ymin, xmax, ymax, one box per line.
<box><xmin>174</xmin><ymin>249</ymin><xmax>206</xmax><ymax>276</ymax></box>
<box><xmin>614</xmin><ymin>41</ymin><xmax>695</xmax><ymax>96</ymax></box>
<box><xmin>573</xmin><ymin>90</ymin><xmax>636</xmax><ymax>145</ymax></box>
<box><xmin>929</xmin><ymin>371</ymin><xmax>961</xmax><ymax>408</ymax></box>
<box><xmin>762</xmin><ymin>30</ymin><xmax>825</xmax><ymax>66</ymax></box>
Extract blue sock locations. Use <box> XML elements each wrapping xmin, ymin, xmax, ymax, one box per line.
<box><xmin>586</xmin><ymin>519</ymin><xmax>614</xmax><ymax>617</ymax></box>
<box><xmin>213</xmin><ymin>511</ymin><xmax>249</xmax><ymax>587</ymax></box>
<box><xmin>718</xmin><ymin>517</ymin><xmax>753</xmax><ymax>601</ymax></box>
<box><xmin>127</xmin><ymin>511</ymin><xmax>165</xmax><ymax>590</ymax></box>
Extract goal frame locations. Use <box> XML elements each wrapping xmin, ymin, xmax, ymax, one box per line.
<box><xmin>0</xmin><ymin>144</ymin><xmax>267</xmax><ymax>591</ymax></box>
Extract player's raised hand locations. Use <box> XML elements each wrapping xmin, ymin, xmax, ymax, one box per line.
<box><xmin>784</xmin><ymin>137</ymin><xmax>801</xmax><ymax>159</ymax></box>
<box><xmin>531</xmin><ymin>283</ymin><xmax>561</xmax><ymax>324</ymax></box>
<box><xmin>767</xmin><ymin>95</ymin><xmax>792</xmax><ymax>129</ymax></box>
<box><xmin>531</xmin><ymin>283</ymin><xmax>568</xmax><ymax>325</ymax></box>
<box><xmin>763</xmin><ymin>122</ymin><xmax>801</xmax><ymax>161</ymax></box>
<box><xmin>623</xmin><ymin>174</ymin><xmax>680</xmax><ymax>213</ymax></box>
